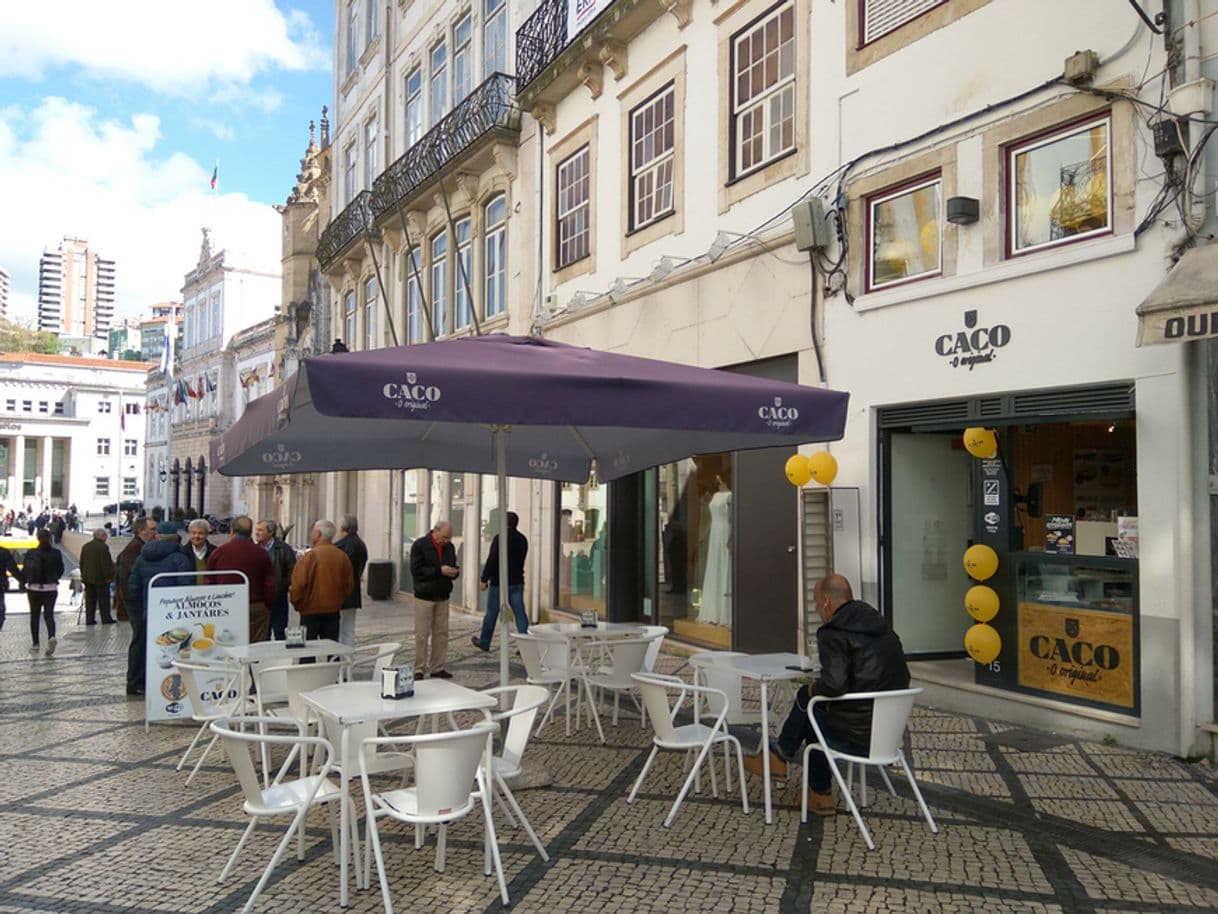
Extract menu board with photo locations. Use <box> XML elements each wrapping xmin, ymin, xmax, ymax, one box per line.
<box><xmin>1044</xmin><ymin>515</ymin><xmax>1075</xmax><ymax>555</ymax></box>
<box><xmin>145</xmin><ymin>574</ymin><xmax>249</xmax><ymax>723</ymax></box>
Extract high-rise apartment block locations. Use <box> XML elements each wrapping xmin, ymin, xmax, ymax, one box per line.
<box><xmin>0</xmin><ymin>266</ymin><xmax>9</xmax><ymax>320</ymax></box>
<box><xmin>37</xmin><ymin>237</ymin><xmax>116</xmax><ymax>340</ymax></box>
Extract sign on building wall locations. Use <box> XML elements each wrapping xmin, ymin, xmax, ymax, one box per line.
<box><xmin>1017</xmin><ymin>602</ymin><xmax>1135</xmax><ymax>710</ymax></box>
<box><xmin>568</xmin><ymin>0</ymin><xmax>613</xmax><ymax>39</ymax></box>
<box><xmin>144</xmin><ymin>573</ymin><xmax>248</xmax><ymax>723</ymax></box>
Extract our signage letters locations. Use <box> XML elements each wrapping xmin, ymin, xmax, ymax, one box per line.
<box><xmin>933</xmin><ymin>310</ymin><xmax>1011</xmax><ymax>370</ymax></box>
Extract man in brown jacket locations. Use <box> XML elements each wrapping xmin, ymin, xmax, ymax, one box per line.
<box><xmin>114</xmin><ymin>516</ymin><xmax>157</xmax><ymax>624</ymax></box>
<box><xmin>289</xmin><ymin>519</ymin><xmax>353</xmax><ymax>642</ymax></box>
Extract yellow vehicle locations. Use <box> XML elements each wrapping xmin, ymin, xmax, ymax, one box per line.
<box><xmin>1</xmin><ymin>535</ymin><xmax>38</xmax><ymax>592</ymax></box>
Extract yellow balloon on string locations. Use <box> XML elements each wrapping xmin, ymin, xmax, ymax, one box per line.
<box><xmin>964</xmin><ymin>623</ymin><xmax>1001</xmax><ymax>664</ymax></box>
<box><xmin>784</xmin><ymin>454</ymin><xmax>811</xmax><ymax>487</ymax></box>
<box><xmin>963</xmin><ymin>544</ymin><xmax>999</xmax><ymax>581</ymax></box>
<box><xmin>964</xmin><ymin>585</ymin><xmax>999</xmax><ymax>622</ymax></box>
<box><xmin>962</xmin><ymin>427</ymin><xmax>998</xmax><ymax>459</ymax></box>
<box><xmin>808</xmin><ymin>451</ymin><xmax>838</xmax><ymax>485</ymax></box>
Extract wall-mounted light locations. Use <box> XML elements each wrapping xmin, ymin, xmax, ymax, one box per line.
<box><xmin>650</xmin><ymin>257</ymin><xmax>675</xmax><ymax>282</ymax></box>
<box><xmin>946</xmin><ymin>196</ymin><xmax>980</xmax><ymax>225</ymax></box>
<box><xmin>609</xmin><ymin>277</ymin><xmax>643</xmax><ymax>304</ymax></box>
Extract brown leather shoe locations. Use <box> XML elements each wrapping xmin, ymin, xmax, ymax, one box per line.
<box><xmin>807</xmin><ymin>789</ymin><xmax>836</xmax><ymax>817</ymax></box>
<box><xmin>742</xmin><ymin>750</ymin><xmax>788</xmax><ymax>782</ymax></box>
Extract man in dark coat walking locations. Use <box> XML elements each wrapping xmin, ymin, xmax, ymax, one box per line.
<box><xmin>744</xmin><ymin>574</ymin><xmax>909</xmax><ymax>816</ymax></box>
<box><xmin>78</xmin><ymin>528</ymin><xmax>117</xmax><ymax>625</ymax></box>
<box><xmin>334</xmin><ymin>514</ymin><xmax>368</xmax><ymax>647</ymax></box>
<box><xmin>114</xmin><ymin>516</ymin><xmax>157</xmax><ymax>624</ymax></box>
<box><xmin>127</xmin><ymin>523</ymin><xmax>192</xmax><ymax>697</ymax></box>
<box><xmin>471</xmin><ymin>511</ymin><xmax>529</xmax><ymax>652</ymax></box>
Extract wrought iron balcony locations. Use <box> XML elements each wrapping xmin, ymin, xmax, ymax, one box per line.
<box><xmin>317</xmin><ymin>190</ymin><xmax>375</xmax><ymax>271</ymax></box>
<box><xmin>516</xmin><ymin>0</ymin><xmax>568</xmax><ymax>92</ymax></box>
<box><xmin>371</xmin><ymin>73</ymin><xmax>520</xmax><ymax>218</ymax></box>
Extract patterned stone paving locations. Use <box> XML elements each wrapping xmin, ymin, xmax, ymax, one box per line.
<box><xmin>1</xmin><ymin>595</ymin><xmax>1217</xmax><ymax>913</ymax></box>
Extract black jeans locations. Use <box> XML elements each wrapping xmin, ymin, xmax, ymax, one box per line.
<box><xmin>775</xmin><ymin>686</ymin><xmax>866</xmax><ymax>793</ymax></box>
<box><xmin>84</xmin><ymin>583</ymin><xmax>114</xmax><ymax>623</ymax></box>
<box><xmin>126</xmin><ymin>604</ymin><xmax>147</xmax><ymax>692</ymax></box>
<box><xmin>27</xmin><ymin>591</ymin><xmax>58</xmax><ymax>643</ymax></box>
<box><xmin>303</xmin><ymin>612</ymin><xmax>340</xmax><ymax>641</ymax></box>
<box><xmin>268</xmin><ymin>593</ymin><xmax>290</xmax><ymax>640</ymax></box>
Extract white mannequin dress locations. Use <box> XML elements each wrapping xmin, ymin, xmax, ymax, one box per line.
<box><xmin>698</xmin><ymin>490</ymin><xmax>732</xmax><ymax>625</ymax></box>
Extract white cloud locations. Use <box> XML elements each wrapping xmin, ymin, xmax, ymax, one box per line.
<box><xmin>0</xmin><ymin>1</ymin><xmax>327</xmax><ymax>97</ymax></box>
<box><xmin>0</xmin><ymin>98</ymin><xmax>281</xmax><ymax>323</ymax></box>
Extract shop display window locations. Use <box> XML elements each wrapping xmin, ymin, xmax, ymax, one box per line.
<box><xmin>867</xmin><ymin>174</ymin><xmax>942</xmax><ymax>290</ymax></box>
<box><xmin>657</xmin><ymin>453</ymin><xmax>733</xmax><ymax>648</ymax></box>
<box><xmin>558</xmin><ymin>479</ymin><xmax>608</xmax><ymax>617</ymax></box>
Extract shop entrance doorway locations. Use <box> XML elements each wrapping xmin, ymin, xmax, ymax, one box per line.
<box><xmin>886</xmin><ymin>432</ymin><xmax>973</xmax><ymax>655</ymax></box>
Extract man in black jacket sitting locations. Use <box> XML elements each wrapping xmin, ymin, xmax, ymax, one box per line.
<box><xmin>744</xmin><ymin>574</ymin><xmax>909</xmax><ymax>816</ymax></box>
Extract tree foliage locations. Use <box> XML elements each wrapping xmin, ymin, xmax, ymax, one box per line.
<box><xmin>0</xmin><ymin>317</ymin><xmax>60</xmax><ymax>355</ymax></box>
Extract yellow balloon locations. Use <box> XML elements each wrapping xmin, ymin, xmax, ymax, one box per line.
<box><xmin>964</xmin><ymin>623</ymin><xmax>1001</xmax><ymax>664</ymax></box>
<box><xmin>965</xmin><ymin>585</ymin><xmax>999</xmax><ymax>622</ymax></box>
<box><xmin>962</xmin><ymin>427</ymin><xmax>998</xmax><ymax>459</ymax></box>
<box><xmin>784</xmin><ymin>454</ymin><xmax>811</xmax><ymax>487</ymax></box>
<box><xmin>808</xmin><ymin>451</ymin><xmax>839</xmax><ymax>485</ymax></box>
<box><xmin>963</xmin><ymin>543</ymin><xmax>999</xmax><ymax>581</ymax></box>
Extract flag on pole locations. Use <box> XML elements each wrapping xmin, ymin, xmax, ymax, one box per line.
<box><xmin>210</xmin><ymin>162</ymin><xmax>218</xmax><ymax>190</ymax></box>
<box><xmin>160</xmin><ymin>311</ymin><xmax>176</xmax><ymax>378</ymax></box>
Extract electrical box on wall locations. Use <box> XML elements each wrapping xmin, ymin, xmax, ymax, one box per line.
<box><xmin>792</xmin><ymin>197</ymin><xmax>829</xmax><ymax>251</ymax></box>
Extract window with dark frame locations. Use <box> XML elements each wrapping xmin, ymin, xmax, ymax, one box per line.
<box><xmin>629</xmin><ymin>83</ymin><xmax>676</xmax><ymax>232</ymax></box>
<box><xmin>484</xmin><ymin>195</ymin><xmax>507</xmax><ymax>318</ymax></box>
<box><xmin>731</xmin><ymin>1</ymin><xmax>795</xmax><ymax>180</ymax></box>
<box><xmin>867</xmin><ymin>173</ymin><xmax>942</xmax><ymax>291</ymax></box>
<box><xmin>556</xmin><ymin>146</ymin><xmax>591</xmax><ymax>269</ymax></box>
<box><xmin>97</xmin><ymin>438</ymin><xmax>110</xmax><ymax>456</ymax></box>
<box><xmin>1007</xmin><ymin>113</ymin><xmax>1112</xmax><ymax>257</ymax></box>
<box><xmin>95</xmin><ymin>476</ymin><xmax>110</xmax><ymax>497</ymax></box>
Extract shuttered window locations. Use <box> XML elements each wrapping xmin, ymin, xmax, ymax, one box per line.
<box><xmin>862</xmin><ymin>0</ymin><xmax>946</xmax><ymax>45</ymax></box>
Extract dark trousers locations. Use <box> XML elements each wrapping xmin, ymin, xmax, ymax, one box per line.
<box><xmin>0</xmin><ymin>590</ymin><xmax>6</xmax><ymax>629</ymax></box>
<box><xmin>84</xmin><ymin>583</ymin><xmax>114</xmax><ymax>624</ymax></box>
<box><xmin>302</xmin><ymin>612</ymin><xmax>340</xmax><ymax>641</ymax></box>
<box><xmin>775</xmin><ymin>686</ymin><xmax>866</xmax><ymax>793</ymax></box>
<box><xmin>249</xmin><ymin>601</ymin><xmax>270</xmax><ymax>643</ymax></box>
<box><xmin>126</xmin><ymin>604</ymin><xmax>147</xmax><ymax>692</ymax></box>
<box><xmin>268</xmin><ymin>593</ymin><xmax>290</xmax><ymax>640</ymax></box>
<box><xmin>27</xmin><ymin>591</ymin><xmax>57</xmax><ymax>643</ymax></box>
<box><xmin>477</xmin><ymin>584</ymin><xmax>528</xmax><ymax>647</ymax></box>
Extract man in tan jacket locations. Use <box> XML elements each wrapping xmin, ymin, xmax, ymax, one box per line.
<box><xmin>289</xmin><ymin>519</ymin><xmax>353</xmax><ymax>642</ymax></box>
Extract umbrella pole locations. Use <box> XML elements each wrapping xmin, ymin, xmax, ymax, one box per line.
<box><xmin>496</xmin><ymin>427</ymin><xmax>511</xmax><ymax>690</ymax></box>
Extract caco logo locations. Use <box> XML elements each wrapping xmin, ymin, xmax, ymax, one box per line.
<box><xmin>262</xmin><ymin>443</ymin><xmax>303</xmax><ymax>468</ymax></box>
<box><xmin>612</xmin><ymin>450</ymin><xmax>632</xmax><ymax>471</ymax></box>
<box><xmin>383</xmin><ymin>370</ymin><xmax>442</xmax><ymax>412</ymax></box>
<box><xmin>759</xmin><ymin>396</ymin><xmax>799</xmax><ymax>430</ymax></box>
<box><xmin>528</xmin><ymin>452</ymin><xmax>559</xmax><ymax>474</ymax></box>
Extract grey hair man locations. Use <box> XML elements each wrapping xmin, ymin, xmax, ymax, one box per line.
<box><xmin>78</xmin><ymin>527</ymin><xmax>116</xmax><ymax>625</ymax></box>
<box><xmin>289</xmin><ymin>519</ymin><xmax>353</xmax><ymax>642</ymax></box>
<box><xmin>181</xmin><ymin>518</ymin><xmax>215</xmax><ymax>584</ymax></box>
<box><xmin>255</xmin><ymin>519</ymin><xmax>297</xmax><ymax>640</ymax></box>
<box><xmin>408</xmin><ymin>520</ymin><xmax>460</xmax><ymax>679</ymax></box>
<box><xmin>334</xmin><ymin>514</ymin><xmax>368</xmax><ymax>646</ymax></box>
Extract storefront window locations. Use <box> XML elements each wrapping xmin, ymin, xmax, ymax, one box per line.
<box><xmin>478</xmin><ymin>475</ymin><xmax>498</xmax><ymax>612</ymax></box>
<box><xmin>657</xmin><ymin>452</ymin><xmax>732</xmax><ymax>647</ymax></box>
<box><xmin>448</xmin><ymin>473</ymin><xmax>466</xmax><ymax>569</ymax></box>
<box><xmin>558</xmin><ymin>479</ymin><xmax>608</xmax><ymax>617</ymax></box>
<box><xmin>399</xmin><ymin>470</ymin><xmax>421</xmax><ymax>591</ymax></box>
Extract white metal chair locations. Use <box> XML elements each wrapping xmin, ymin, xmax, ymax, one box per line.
<box><xmin>481</xmin><ymin>685</ymin><xmax>551</xmax><ymax>862</ymax></box>
<box><xmin>580</xmin><ymin>635</ymin><xmax>662</xmax><ymax>740</ymax></box>
<box><xmin>211</xmin><ymin>716</ymin><xmax>345</xmax><ymax>914</ymax></box>
<box><xmin>173</xmin><ymin>658</ymin><xmax>248</xmax><ymax>785</ymax></box>
<box><xmin>252</xmin><ymin>661</ymin><xmax>346</xmax><ymax>786</ymax></box>
<box><xmin>628</xmin><ymin>672</ymin><xmax>749</xmax><ymax>827</ymax></box>
<box><xmin>513</xmin><ymin>632</ymin><xmax>587</xmax><ymax>736</ymax></box>
<box><xmin>689</xmin><ymin>651</ymin><xmax>759</xmax><ymax>726</ymax></box>
<box><xmin>360</xmin><ymin>721</ymin><xmax>509</xmax><ymax>911</ymax></box>
<box><xmin>800</xmin><ymin>687</ymin><xmax>938</xmax><ymax>849</ymax></box>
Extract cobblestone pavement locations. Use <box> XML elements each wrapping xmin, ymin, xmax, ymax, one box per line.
<box><xmin>1</xmin><ymin>597</ymin><xmax>1216</xmax><ymax>914</ymax></box>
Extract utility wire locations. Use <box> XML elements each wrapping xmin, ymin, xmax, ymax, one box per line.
<box><xmin>1127</xmin><ymin>0</ymin><xmax>1164</xmax><ymax>34</ymax></box>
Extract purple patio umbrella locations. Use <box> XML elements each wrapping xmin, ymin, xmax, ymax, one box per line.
<box><xmin>212</xmin><ymin>335</ymin><xmax>849</xmax><ymax>685</ymax></box>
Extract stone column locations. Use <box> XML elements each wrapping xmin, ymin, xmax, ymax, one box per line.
<box><xmin>41</xmin><ymin>436</ymin><xmax>53</xmax><ymax>505</ymax></box>
<box><xmin>13</xmin><ymin>434</ymin><xmax>25</xmax><ymax>508</ymax></box>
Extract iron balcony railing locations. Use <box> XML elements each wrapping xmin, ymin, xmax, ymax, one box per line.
<box><xmin>516</xmin><ymin>0</ymin><xmax>568</xmax><ymax>92</ymax></box>
<box><xmin>317</xmin><ymin>190</ymin><xmax>375</xmax><ymax>270</ymax></box>
<box><xmin>371</xmin><ymin>72</ymin><xmax>520</xmax><ymax>217</ymax></box>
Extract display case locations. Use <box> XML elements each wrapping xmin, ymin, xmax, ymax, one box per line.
<box><xmin>1013</xmin><ymin>554</ymin><xmax>1138</xmax><ymax>714</ymax></box>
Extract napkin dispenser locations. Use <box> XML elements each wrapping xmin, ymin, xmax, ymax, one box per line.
<box><xmin>579</xmin><ymin>609</ymin><xmax>598</xmax><ymax>629</ymax></box>
<box><xmin>284</xmin><ymin>626</ymin><xmax>306</xmax><ymax>648</ymax></box>
<box><xmin>380</xmin><ymin>664</ymin><xmax>415</xmax><ymax>700</ymax></box>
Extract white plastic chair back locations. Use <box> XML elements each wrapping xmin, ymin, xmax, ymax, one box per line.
<box><xmin>633</xmin><ymin>673</ymin><xmax>681</xmax><ymax>743</ymax></box>
<box><xmin>250</xmin><ymin>658</ymin><xmax>289</xmax><ymax>703</ymax></box>
<box><xmin>483</xmin><ymin>685</ymin><xmax>549</xmax><ymax>772</ymax></box>
<box><xmin>592</xmin><ymin>638</ymin><xmax>652</xmax><ymax>687</ymax></box>
<box><xmin>258</xmin><ymin>662</ymin><xmax>346</xmax><ymax>722</ymax></box>
<box><xmin>514</xmin><ymin>633</ymin><xmax>570</xmax><ymax>680</ymax></box>
<box><xmin>212</xmin><ymin>716</ymin><xmax>328</xmax><ymax>806</ymax></box>
<box><xmin>639</xmin><ymin>626</ymin><xmax>668</xmax><ymax>672</ymax></box>
<box><xmin>866</xmin><ymin>689</ymin><xmax>919</xmax><ymax>762</ymax></box>
<box><xmin>348</xmin><ymin>641</ymin><xmax>401</xmax><ymax>680</ymax></box>
<box><xmin>410</xmin><ymin>724</ymin><xmax>495</xmax><ymax>818</ymax></box>
<box><xmin>217</xmin><ymin>722</ymin><xmax>267</xmax><ymax>807</ymax></box>
<box><xmin>690</xmin><ymin>651</ymin><xmax>746</xmax><ymax>721</ymax></box>
<box><xmin>173</xmin><ymin>658</ymin><xmax>241</xmax><ymax>720</ymax></box>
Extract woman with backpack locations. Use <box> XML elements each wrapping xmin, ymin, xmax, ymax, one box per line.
<box><xmin>24</xmin><ymin>529</ymin><xmax>64</xmax><ymax>657</ymax></box>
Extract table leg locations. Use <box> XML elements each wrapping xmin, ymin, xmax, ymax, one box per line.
<box><xmin>339</xmin><ymin>726</ymin><xmax>350</xmax><ymax>907</ymax></box>
<box><xmin>760</xmin><ymin>681</ymin><xmax>773</xmax><ymax>824</ymax></box>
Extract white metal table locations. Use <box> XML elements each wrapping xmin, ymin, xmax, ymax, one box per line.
<box><xmin>223</xmin><ymin>638</ymin><xmax>354</xmax><ymax>695</ymax></box>
<box><xmin>300</xmin><ymin>679</ymin><xmax>498</xmax><ymax>907</ymax></box>
<box><xmin>717</xmin><ymin>652</ymin><xmax>818</xmax><ymax>823</ymax></box>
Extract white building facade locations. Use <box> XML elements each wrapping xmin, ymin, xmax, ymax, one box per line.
<box><xmin>0</xmin><ymin>353</ymin><xmax>148</xmax><ymax>514</ymax></box>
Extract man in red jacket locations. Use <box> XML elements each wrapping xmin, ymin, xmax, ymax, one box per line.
<box><xmin>207</xmin><ymin>515</ymin><xmax>277</xmax><ymax>642</ymax></box>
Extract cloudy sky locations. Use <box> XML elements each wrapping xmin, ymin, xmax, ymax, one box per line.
<box><xmin>0</xmin><ymin>1</ymin><xmax>333</xmax><ymax>324</ymax></box>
